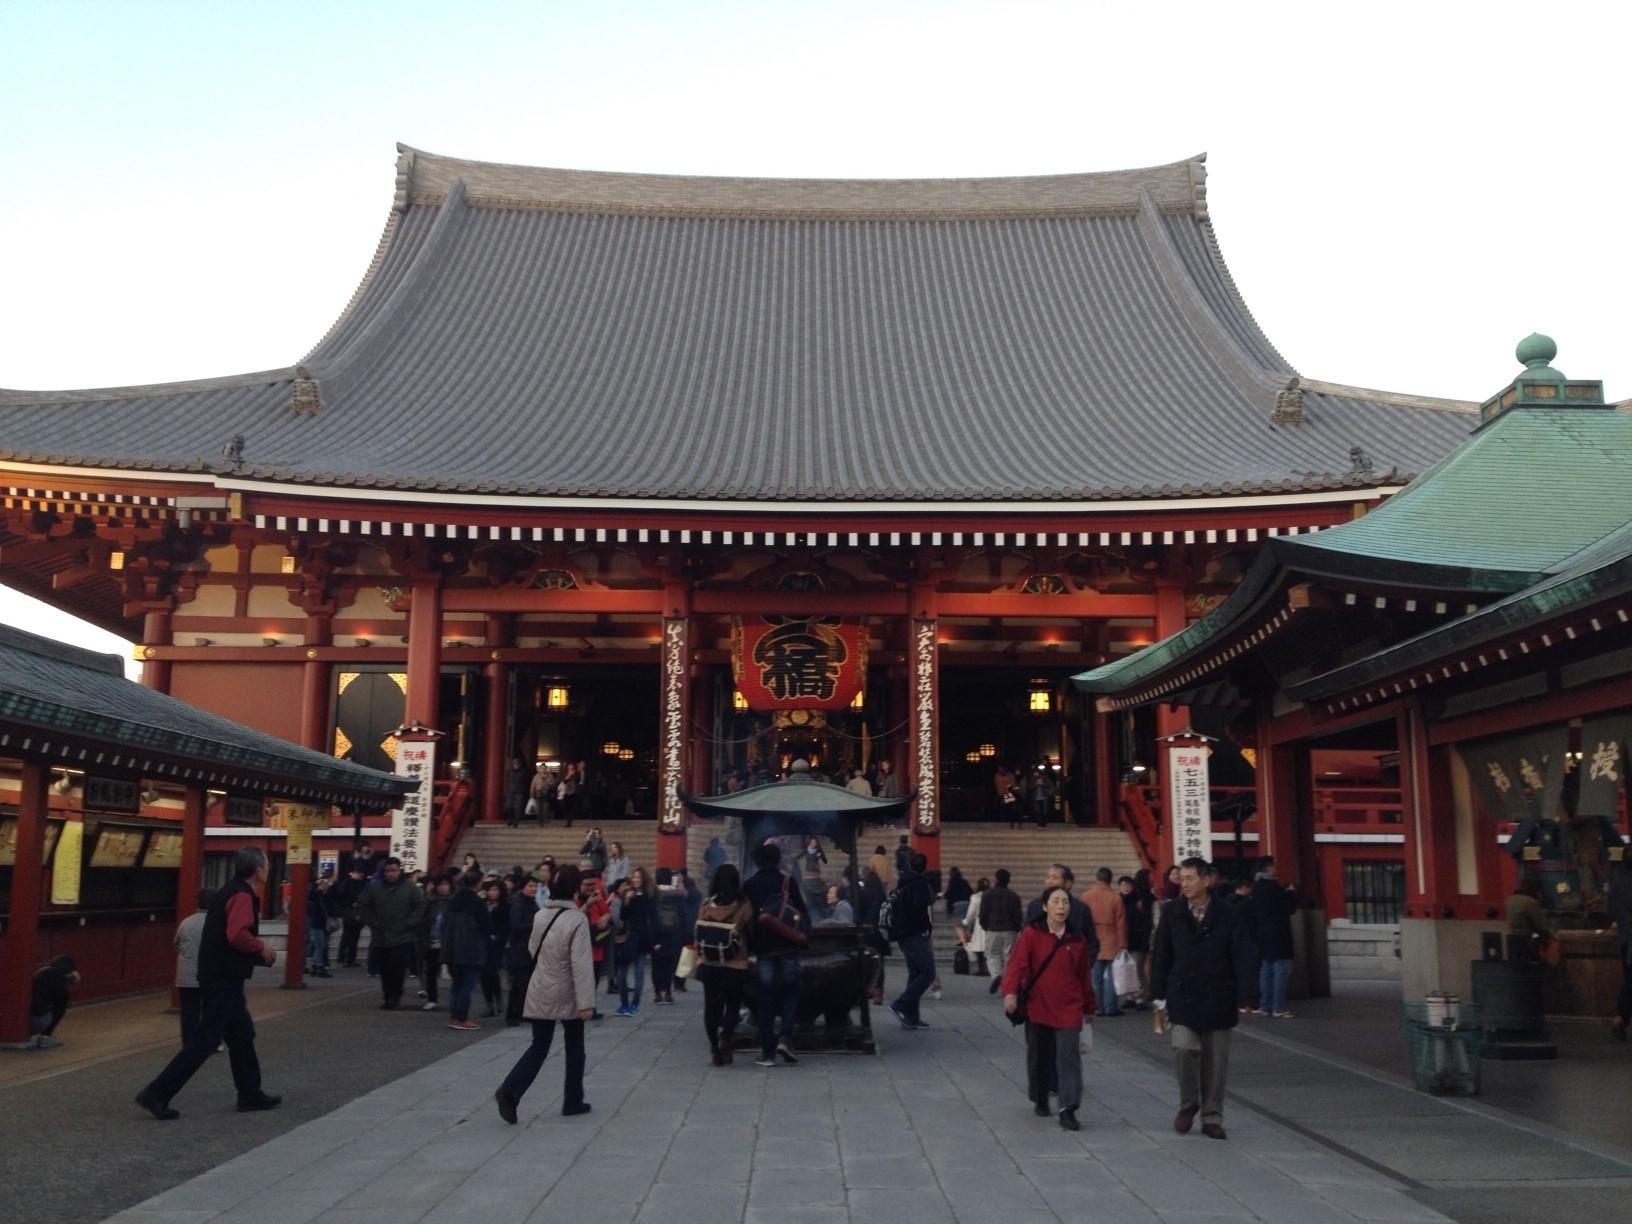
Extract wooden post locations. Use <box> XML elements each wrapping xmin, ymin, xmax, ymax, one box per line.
<box><xmin>405</xmin><ymin>579</ymin><xmax>442</xmax><ymax>731</ymax></box>
<box><xmin>283</xmin><ymin>614</ymin><xmax>332</xmax><ymax>988</ymax></box>
<box><xmin>1092</xmin><ymin>709</ymin><xmax>1115</xmax><ymax>828</ymax></box>
<box><xmin>0</xmin><ymin>761</ymin><xmax>47</xmax><ymax>1044</ymax></box>
<box><xmin>480</xmin><ymin>615</ymin><xmax>512</xmax><ymax>824</ymax></box>
<box><xmin>140</xmin><ymin>607</ymin><xmax>173</xmax><ymax>693</ymax></box>
<box><xmin>171</xmin><ymin>782</ymin><xmax>207</xmax><ymax>1008</ymax></box>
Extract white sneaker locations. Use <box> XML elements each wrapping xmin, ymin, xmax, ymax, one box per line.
<box><xmin>421</xmin><ymin>1002</ymin><xmax>437</xmax><ymax>1011</ymax></box>
<box><xmin>34</xmin><ymin>1034</ymin><xmax>62</xmax><ymax>1049</ymax></box>
<box><xmin>929</xmin><ymin>987</ymin><xmax>942</xmax><ymax>1001</ymax></box>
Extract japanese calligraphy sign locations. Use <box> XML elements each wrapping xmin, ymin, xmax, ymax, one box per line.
<box><xmin>658</xmin><ymin>617</ymin><xmax>688</xmax><ymax>834</ymax></box>
<box><xmin>1166</xmin><ymin>743</ymin><xmax>1212</xmax><ymax>865</ymax></box>
<box><xmin>389</xmin><ymin>741</ymin><xmax>436</xmax><ymax>872</ymax></box>
<box><xmin>730</xmin><ymin>615</ymin><xmax>868</xmax><ymax>711</ymax></box>
<box><xmin>1459</xmin><ymin>726</ymin><xmax>1569</xmax><ymax>857</ymax></box>
<box><xmin>1577</xmin><ymin>713</ymin><xmax>1632</xmax><ymax>818</ymax></box>
<box><xmin>908</xmin><ymin>619</ymin><xmax>939</xmax><ymax>835</ymax></box>
<box><xmin>268</xmin><ymin>801</ymin><xmax>327</xmax><ymax>867</ymax></box>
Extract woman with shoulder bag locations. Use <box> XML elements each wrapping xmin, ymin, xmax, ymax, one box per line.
<box><xmin>494</xmin><ymin>865</ymin><xmax>595</xmax><ymax>1124</ymax></box>
<box><xmin>1001</xmin><ymin>885</ymin><xmax>1095</xmax><ymax>1131</ymax></box>
<box><xmin>694</xmin><ymin>864</ymin><xmax>753</xmax><ymax>1064</ymax></box>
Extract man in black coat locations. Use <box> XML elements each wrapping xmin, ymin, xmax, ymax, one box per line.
<box><xmin>1245</xmin><ymin>856</ymin><xmax>1297</xmax><ymax>1018</ymax></box>
<box><xmin>1149</xmin><ymin>857</ymin><xmax>1256</xmax><ymax>1140</ymax></box>
<box><xmin>886</xmin><ymin>852</ymin><xmax>937</xmax><ymax>1030</ymax></box>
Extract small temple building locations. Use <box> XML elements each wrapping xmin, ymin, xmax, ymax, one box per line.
<box><xmin>3</xmin><ymin>143</ymin><xmax>1493</xmax><ymax>957</ymax></box>
<box><xmin>1077</xmin><ymin>335</ymin><xmax>1632</xmax><ymax>1007</ymax></box>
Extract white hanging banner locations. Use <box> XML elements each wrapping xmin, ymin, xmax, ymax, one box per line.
<box><xmin>391</xmin><ymin>741</ymin><xmax>436</xmax><ymax>872</ymax></box>
<box><xmin>1167</xmin><ymin>741</ymin><xmax>1211</xmax><ymax>865</ymax></box>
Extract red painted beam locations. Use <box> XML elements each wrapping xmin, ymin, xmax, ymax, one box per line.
<box><xmin>442</xmin><ymin>588</ymin><xmax>665</xmax><ymax>614</ymax></box>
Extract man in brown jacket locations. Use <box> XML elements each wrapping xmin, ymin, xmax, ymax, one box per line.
<box><xmin>1082</xmin><ymin>867</ymin><xmax>1126</xmax><ymax>1016</ymax></box>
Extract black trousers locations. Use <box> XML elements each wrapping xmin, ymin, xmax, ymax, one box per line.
<box><xmin>380</xmin><ymin>943</ymin><xmax>414</xmax><ymax>1005</ymax></box>
<box><xmin>145</xmin><ymin>979</ymin><xmax>261</xmax><ymax>1104</ymax></box>
<box><xmin>700</xmin><ymin>965</ymin><xmax>745</xmax><ymax>1048</ymax></box>
<box><xmin>499</xmin><ymin>1018</ymin><xmax>585</xmax><ymax>1108</ymax></box>
<box><xmin>1025</xmin><ymin>1018</ymin><xmax>1059</xmax><ymax>1105</ymax></box>
<box><xmin>506</xmin><ymin>967</ymin><xmax>530</xmax><ymax>1023</ymax></box>
<box><xmin>481</xmin><ymin>965</ymin><xmax>502</xmax><ymax>1009</ymax></box>
<box><xmin>651</xmin><ymin>949</ymin><xmax>680</xmax><ymax>995</ymax></box>
<box><xmin>338</xmin><ymin>919</ymin><xmax>363</xmax><ymax>965</ymax></box>
<box><xmin>178</xmin><ymin>986</ymin><xmax>201</xmax><ymax>1047</ymax></box>
<box><xmin>421</xmin><ymin>946</ymin><xmax>442</xmax><ymax>1002</ymax></box>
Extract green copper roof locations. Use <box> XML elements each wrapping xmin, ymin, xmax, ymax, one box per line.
<box><xmin>1076</xmin><ymin>402</ymin><xmax>1632</xmax><ymax>699</ymax></box>
<box><xmin>0</xmin><ymin>624</ymin><xmax>410</xmax><ymax>806</ymax></box>
<box><xmin>1288</xmin><ymin>408</ymin><xmax>1632</xmax><ymax>578</ymax></box>
<box><xmin>1290</xmin><ymin>518</ymin><xmax>1632</xmax><ymax>700</ymax></box>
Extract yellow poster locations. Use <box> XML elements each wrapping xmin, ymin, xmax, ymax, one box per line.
<box><xmin>286</xmin><ymin>828</ymin><xmax>313</xmax><ymax>866</ymax></box>
<box><xmin>52</xmin><ymin>820</ymin><xmax>83</xmax><ymax>905</ymax></box>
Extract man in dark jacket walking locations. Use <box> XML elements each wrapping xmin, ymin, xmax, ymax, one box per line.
<box><xmin>887</xmin><ymin>852</ymin><xmax>937</xmax><ymax>1030</ymax></box>
<box><xmin>745</xmin><ymin>841</ymin><xmax>809</xmax><ymax>1066</ymax></box>
<box><xmin>136</xmin><ymin>848</ymin><xmax>280</xmax><ymax>1119</ymax></box>
<box><xmin>978</xmin><ymin>868</ymin><xmax>1025</xmax><ymax>994</ymax></box>
<box><xmin>1246</xmin><ymin>856</ymin><xmax>1297</xmax><ymax>1017</ymax></box>
<box><xmin>357</xmin><ymin>857</ymin><xmax>427</xmax><ymax>1009</ymax></box>
<box><xmin>1150</xmin><ymin>857</ymin><xmax>1256</xmax><ymax>1141</ymax></box>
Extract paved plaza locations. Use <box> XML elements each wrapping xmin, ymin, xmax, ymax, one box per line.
<box><xmin>68</xmin><ymin>970</ymin><xmax>1630</xmax><ymax>1224</ymax></box>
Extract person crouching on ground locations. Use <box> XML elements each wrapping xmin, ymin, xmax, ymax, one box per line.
<box><xmin>1001</xmin><ymin>885</ymin><xmax>1094</xmax><ymax>1130</ymax></box>
<box><xmin>29</xmin><ymin>955</ymin><xmax>80</xmax><ymax>1049</ymax></box>
<box><xmin>1149</xmin><ymin>857</ymin><xmax>1257</xmax><ymax>1141</ymax></box>
<box><xmin>494</xmin><ymin>864</ymin><xmax>594</xmax><ymax>1124</ymax></box>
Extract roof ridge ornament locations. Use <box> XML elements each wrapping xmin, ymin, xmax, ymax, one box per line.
<box><xmin>1271</xmin><ymin>376</ymin><xmax>1303</xmax><ymax>425</ymax></box>
<box><xmin>393</xmin><ymin>144</ymin><xmax>415</xmax><ymax>213</ymax></box>
<box><xmin>1478</xmin><ymin>333</ymin><xmax>1606</xmax><ymax>425</ymax></box>
<box><xmin>291</xmin><ymin>366</ymin><xmax>323</xmax><ymax>416</ymax></box>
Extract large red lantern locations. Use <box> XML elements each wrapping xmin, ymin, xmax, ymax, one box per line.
<box><xmin>730</xmin><ymin>615</ymin><xmax>868</xmax><ymax>712</ymax></box>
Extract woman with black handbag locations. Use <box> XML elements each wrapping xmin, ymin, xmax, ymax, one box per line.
<box><xmin>611</xmin><ymin>868</ymin><xmax>657</xmax><ymax>1016</ymax></box>
<box><xmin>1001</xmin><ymin>885</ymin><xmax>1095</xmax><ymax>1130</ymax></box>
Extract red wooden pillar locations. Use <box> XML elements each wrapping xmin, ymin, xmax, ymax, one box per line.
<box><xmin>283</xmin><ymin>614</ymin><xmax>332</xmax><ymax>988</ymax></box>
<box><xmin>0</xmin><ymin>761</ymin><xmax>47</xmax><ymax>1044</ymax></box>
<box><xmin>1153</xmin><ymin>584</ymin><xmax>1188</xmax><ymax>740</ymax></box>
<box><xmin>655</xmin><ymin>590</ymin><xmax>690</xmax><ymax>872</ymax></box>
<box><xmin>907</xmin><ymin>587</ymin><xmax>940</xmax><ymax>873</ymax></box>
<box><xmin>405</xmin><ymin>579</ymin><xmax>442</xmax><ymax>731</ymax></box>
<box><xmin>480</xmin><ymin>615</ymin><xmax>512</xmax><ymax>824</ymax></box>
<box><xmin>140</xmin><ymin>607</ymin><xmax>173</xmax><ymax>693</ymax></box>
<box><xmin>1399</xmin><ymin>702</ymin><xmax>1456</xmax><ymax>916</ymax></box>
<box><xmin>170</xmin><ymin>783</ymin><xmax>207</xmax><ymax>1008</ymax></box>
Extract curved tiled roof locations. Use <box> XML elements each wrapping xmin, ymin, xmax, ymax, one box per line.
<box><xmin>0</xmin><ymin>145</ymin><xmax>1476</xmax><ymax>503</ymax></box>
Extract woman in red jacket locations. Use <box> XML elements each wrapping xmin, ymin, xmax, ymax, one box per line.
<box><xmin>1002</xmin><ymin>885</ymin><xmax>1095</xmax><ymax>1130</ymax></box>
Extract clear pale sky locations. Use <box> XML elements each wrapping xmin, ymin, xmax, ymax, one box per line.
<box><xmin>2</xmin><ymin>0</ymin><xmax>1628</xmax><ymax>666</ymax></box>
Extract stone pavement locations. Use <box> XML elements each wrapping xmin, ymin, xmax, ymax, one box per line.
<box><xmin>106</xmin><ymin>969</ymin><xmax>1564</xmax><ymax>1224</ymax></box>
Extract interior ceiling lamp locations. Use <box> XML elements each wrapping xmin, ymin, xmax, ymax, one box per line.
<box><xmin>617</xmin><ymin>747</ymin><xmax>635</xmax><ymax>761</ymax></box>
<box><xmin>602</xmin><ymin>740</ymin><xmax>621</xmax><ymax>756</ymax></box>
<box><xmin>546</xmin><ymin>685</ymin><xmax>570</xmax><ymax>709</ymax></box>
<box><xmin>732</xmin><ymin>689</ymin><xmax>749</xmax><ymax>711</ymax></box>
<box><xmin>964</xmin><ymin>750</ymin><xmax>982</xmax><ymax>763</ymax></box>
<box><xmin>978</xmin><ymin>743</ymin><xmax>997</xmax><ymax>758</ymax></box>
<box><xmin>1028</xmin><ymin>679</ymin><xmax>1052</xmax><ymax>713</ymax></box>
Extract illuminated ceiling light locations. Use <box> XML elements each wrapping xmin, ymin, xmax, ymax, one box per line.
<box><xmin>617</xmin><ymin>747</ymin><xmax>635</xmax><ymax>761</ymax></box>
<box><xmin>978</xmin><ymin>743</ymin><xmax>997</xmax><ymax>758</ymax></box>
<box><xmin>602</xmin><ymin>740</ymin><xmax>621</xmax><ymax>756</ymax></box>
<box><xmin>964</xmin><ymin>750</ymin><xmax>982</xmax><ymax>763</ymax></box>
<box><xmin>1028</xmin><ymin>689</ymin><xmax>1052</xmax><ymax>713</ymax></box>
<box><xmin>732</xmin><ymin>690</ymin><xmax>748</xmax><ymax>711</ymax></box>
<box><xmin>546</xmin><ymin>685</ymin><xmax>570</xmax><ymax>709</ymax></box>
<box><xmin>279</xmin><ymin>555</ymin><xmax>296</xmax><ymax>574</ymax></box>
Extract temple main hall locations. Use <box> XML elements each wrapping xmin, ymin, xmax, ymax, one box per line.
<box><xmin>1</xmin><ymin>144</ymin><xmax>1480</xmax><ymax>929</ymax></box>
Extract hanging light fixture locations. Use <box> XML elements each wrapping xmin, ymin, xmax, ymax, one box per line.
<box><xmin>547</xmin><ymin>685</ymin><xmax>570</xmax><ymax>709</ymax></box>
<box><xmin>978</xmin><ymin>743</ymin><xmax>997</xmax><ymax>758</ymax></box>
<box><xmin>964</xmin><ymin>750</ymin><xmax>982</xmax><ymax>764</ymax></box>
<box><xmin>617</xmin><ymin>747</ymin><xmax>635</xmax><ymax>761</ymax></box>
<box><xmin>602</xmin><ymin>740</ymin><xmax>621</xmax><ymax>756</ymax></box>
<box><xmin>1028</xmin><ymin>679</ymin><xmax>1052</xmax><ymax>713</ymax></box>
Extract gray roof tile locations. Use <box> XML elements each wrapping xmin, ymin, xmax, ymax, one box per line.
<box><xmin>0</xmin><ymin>147</ymin><xmax>1476</xmax><ymax>502</ymax></box>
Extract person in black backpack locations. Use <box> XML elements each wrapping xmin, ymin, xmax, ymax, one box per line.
<box><xmin>136</xmin><ymin>848</ymin><xmax>280</xmax><ymax>1119</ymax></box>
<box><xmin>886</xmin><ymin>851</ymin><xmax>937</xmax><ymax>1030</ymax></box>
<box><xmin>695</xmin><ymin>864</ymin><xmax>752</xmax><ymax>1064</ymax></box>
<box><xmin>650</xmin><ymin>868</ymin><xmax>687</xmax><ymax>1005</ymax></box>
<box><xmin>745</xmin><ymin>840</ymin><xmax>808</xmax><ymax>1067</ymax></box>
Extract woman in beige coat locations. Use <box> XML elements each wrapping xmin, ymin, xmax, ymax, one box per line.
<box><xmin>494</xmin><ymin>864</ymin><xmax>595</xmax><ymax>1124</ymax></box>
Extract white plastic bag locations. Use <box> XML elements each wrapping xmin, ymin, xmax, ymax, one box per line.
<box><xmin>1111</xmin><ymin>949</ymin><xmax>1139</xmax><ymax>998</ymax></box>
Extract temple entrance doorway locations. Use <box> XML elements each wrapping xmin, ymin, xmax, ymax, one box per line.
<box><xmin>510</xmin><ymin>664</ymin><xmax>660</xmax><ymax>821</ymax></box>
